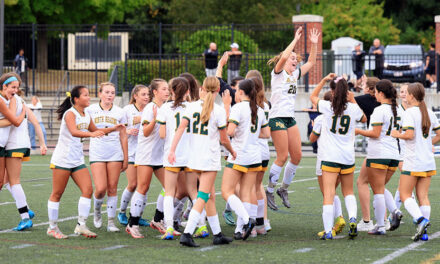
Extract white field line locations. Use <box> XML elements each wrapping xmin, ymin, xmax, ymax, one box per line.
<box><xmin>197</xmin><ymin>245</ymin><xmax>218</xmax><ymax>252</ymax></box>
<box><xmin>101</xmin><ymin>245</ymin><xmax>128</xmax><ymax>251</ymax></box>
<box><xmin>0</xmin><ymin>202</ymin><xmax>15</xmax><ymax>206</ymax></box>
<box><xmin>10</xmin><ymin>244</ymin><xmax>34</xmax><ymax>249</ymax></box>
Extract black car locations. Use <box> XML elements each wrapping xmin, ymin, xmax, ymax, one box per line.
<box><xmin>382</xmin><ymin>45</ymin><xmax>425</xmax><ymax>83</ymax></box>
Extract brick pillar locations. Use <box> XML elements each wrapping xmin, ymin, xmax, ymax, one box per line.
<box><xmin>292</xmin><ymin>15</ymin><xmax>323</xmax><ymax>85</ymax></box>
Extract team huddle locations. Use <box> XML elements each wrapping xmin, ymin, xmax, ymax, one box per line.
<box><xmin>0</xmin><ymin>26</ymin><xmax>438</xmax><ymax>247</ymax></box>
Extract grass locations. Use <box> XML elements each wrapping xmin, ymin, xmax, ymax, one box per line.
<box><xmin>1</xmin><ymin>155</ymin><xmax>439</xmax><ymax>264</ymax></box>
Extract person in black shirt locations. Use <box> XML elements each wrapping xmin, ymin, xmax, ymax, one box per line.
<box><xmin>216</xmin><ymin>52</ymin><xmax>237</xmax><ymax>105</ymax></box>
<box><xmin>352</xmin><ymin>43</ymin><xmax>366</xmax><ymax>89</ymax></box>
<box><xmin>369</xmin><ymin>39</ymin><xmax>385</xmax><ymax>79</ymax></box>
<box><xmin>203</xmin><ymin>42</ymin><xmax>218</xmax><ymax>77</ymax></box>
<box><xmin>227</xmin><ymin>43</ymin><xmax>242</xmax><ymax>84</ymax></box>
<box><xmin>425</xmin><ymin>43</ymin><xmax>436</xmax><ymax>87</ymax></box>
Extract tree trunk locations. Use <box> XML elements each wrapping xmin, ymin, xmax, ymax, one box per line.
<box><xmin>37</xmin><ymin>30</ymin><xmax>48</xmax><ymax>72</ymax></box>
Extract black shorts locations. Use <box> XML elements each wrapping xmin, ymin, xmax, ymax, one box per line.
<box><xmin>426</xmin><ymin>65</ymin><xmax>435</xmax><ymax>75</ymax></box>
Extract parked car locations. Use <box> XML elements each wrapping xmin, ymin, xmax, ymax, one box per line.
<box><xmin>382</xmin><ymin>45</ymin><xmax>425</xmax><ymax>83</ymax></box>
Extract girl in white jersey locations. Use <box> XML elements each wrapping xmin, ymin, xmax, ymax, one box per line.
<box><xmin>310</xmin><ymin>74</ymin><xmax>366</xmax><ymax>240</ymax></box>
<box><xmin>87</xmin><ymin>82</ymin><xmax>128</xmax><ymax>232</ymax></box>
<box><xmin>222</xmin><ymin>78</ymin><xmax>270</xmax><ymax>240</ymax></box>
<box><xmin>126</xmin><ymin>79</ymin><xmax>169</xmax><ymax>239</ymax></box>
<box><xmin>168</xmin><ymin>76</ymin><xmax>236</xmax><ymax>247</ymax></box>
<box><xmin>47</xmin><ymin>86</ymin><xmax>123</xmax><ymax>239</ymax></box>
<box><xmin>391</xmin><ymin>83</ymin><xmax>440</xmax><ymax>241</ymax></box>
<box><xmin>355</xmin><ymin>80</ymin><xmax>403</xmax><ymax>235</ymax></box>
<box><xmin>265</xmin><ymin>27</ymin><xmax>320</xmax><ymax>210</ymax></box>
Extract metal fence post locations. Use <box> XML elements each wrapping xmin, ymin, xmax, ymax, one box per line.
<box><xmin>124</xmin><ymin>53</ymin><xmax>128</xmax><ymax>92</ymax></box>
<box><xmin>32</xmin><ymin>23</ymin><xmax>36</xmax><ymax>95</ymax></box>
<box><xmin>245</xmin><ymin>53</ymin><xmax>249</xmax><ymax>73</ymax></box>
<box><xmin>94</xmin><ymin>23</ymin><xmax>98</xmax><ymax>96</ymax></box>
<box><xmin>231</xmin><ymin>23</ymin><xmax>234</xmax><ymax>44</ymax></box>
<box><xmin>185</xmin><ymin>53</ymin><xmax>188</xmax><ymax>72</ymax></box>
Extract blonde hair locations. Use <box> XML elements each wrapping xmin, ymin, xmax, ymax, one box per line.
<box><xmin>129</xmin><ymin>84</ymin><xmax>149</xmax><ymax>104</ymax></box>
<box><xmin>201</xmin><ymin>76</ymin><xmax>220</xmax><ymax>124</ymax></box>
<box><xmin>267</xmin><ymin>51</ymin><xmax>302</xmax><ymax>67</ymax></box>
<box><xmin>99</xmin><ymin>82</ymin><xmax>116</xmax><ymax>93</ymax></box>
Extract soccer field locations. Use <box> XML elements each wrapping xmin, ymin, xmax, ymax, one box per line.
<box><xmin>0</xmin><ymin>155</ymin><xmax>439</xmax><ymax>264</ymax></box>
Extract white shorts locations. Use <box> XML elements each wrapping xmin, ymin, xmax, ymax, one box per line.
<box><xmin>316</xmin><ymin>158</ymin><xmax>322</xmax><ymax>176</ymax></box>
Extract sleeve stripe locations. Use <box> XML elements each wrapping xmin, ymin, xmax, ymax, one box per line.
<box><xmin>312</xmin><ymin>130</ymin><xmax>320</xmax><ymax>136</ymax></box>
<box><xmin>261</xmin><ymin>123</ymin><xmax>269</xmax><ymax>128</ymax></box>
<box><xmin>155</xmin><ymin>120</ymin><xmax>165</xmax><ymax>124</ymax></box>
<box><xmin>433</xmin><ymin>126</ymin><xmax>440</xmax><ymax>131</ymax></box>
<box><xmin>228</xmin><ymin>119</ymin><xmax>239</xmax><ymax>125</ymax></box>
<box><xmin>371</xmin><ymin>123</ymin><xmax>383</xmax><ymax>126</ymax></box>
<box><xmin>183</xmin><ymin>116</ymin><xmax>190</xmax><ymax>122</ymax></box>
<box><xmin>402</xmin><ymin>126</ymin><xmax>414</xmax><ymax>130</ymax></box>
<box><xmin>357</xmin><ymin>114</ymin><xmax>366</xmax><ymax>122</ymax></box>
<box><xmin>142</xmin><ymin>120</ymin><xmax>150</xmax><ymax>125</ymax></box>
<box><xmin>218</xmin><ymin>125</ymin><xmax>226</xmax><ymax>130</ymax></box>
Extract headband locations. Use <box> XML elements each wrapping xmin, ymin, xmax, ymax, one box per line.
<box><xmin>334</xmin><ymin>76</ymin><xmax>343</xmax><ymax>84</ymax></box>
<box><xmin>66</xmin><ymin>92</ymin><xmax>71</xmax><ymax>98</ymax></box>
<box><xmin>3</xmin><ymin>76</ymin><xmax>18</xmax><ymax>85</ymax></box>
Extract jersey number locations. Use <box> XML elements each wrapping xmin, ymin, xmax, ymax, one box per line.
<box><xmin>174</xmin><ymin>113</ymin><xmax>190</xmax><ymax>132</ymax></box>
<box><xmin>250</xmin><ymin>116</ymin><xmax>259</xmax><ymax>133</ymax></box>
<box><xmin>330</xmin><ymin>115</ymin><xmax>350</xmax><ymax>135</ymax></box>
<box><xmin>192</xmin><ymin>112</ymin><xmax>208</xmax><ymax>135</ymax></box>
<box><xmin>287</xmin><ymin>85</ymin><xmax>296</xmax><ymax>94</ymax></box>
<box><xmin>385</xmin><ymin>116</ymin><xmax>401</xmax><ymax>136</ymax></box>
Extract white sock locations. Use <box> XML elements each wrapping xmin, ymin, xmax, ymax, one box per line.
<box><xmin>48</xmin><ymin>200</ymin><xmax>59</xmax><ymax>229</ymax></box>
<box><xmin>267</xmin><ymin>163</ymin><xmax>282</xmax><ymax>192</ymax></box>
<box><xmin>282</xmin><ymin>161</ymin><xmax>298</xmax><ymax>187</ymax></box>
<box><xmin>140</xmin><ymin>192</ymin><xmax>148</xmax><ymax>217</ymax></box>
<box><xmin>207</xmin><ymin>214</ymin><xmax>221</xmax><ymax>235</ymax></box>
<box><xmin>120</xmin><ymin>188</ymin><xmax>133</xmax><ymax>213</ymax></box>
<box><xmin>257</xmin><ymin>199</ymin><xmax>265</xmax><ymax>218</ymax></box>
<box><xmin>373</xmin><ymin>194</ymin><xmax>386</xmax><ymax>227</ymax></box>
<box><xmin>107</xmin><ymin>196</ymin><xmax>118</xmax><ymax>219</ymax></box>
<box><xmin>394</xmin><ymin>189</ymin><xmax>402</xmax><ymax>210</ymax></box>
<box><xmin>333</xmin><ymin>195</ymin><xmax>342</xmax><ymax>218</ymax></box>
<box><xmin>225</xmin><ymin>202</ymin><xmax>232</xmax><ymax>212</ymax></box>
<box><xmin>198</xmin><ymin>209</ymin><xmax>206</xmax><ymax>226</ymax></box>
<box><xmin>174</xmin><ymin>197</ymin><xmax>188</xmax><ymax>222</ymax></box>
<box><xmin>227</xmin><ymin>195</ymin><xmax>249</xmax><ymax>224</ymax></box>
<box><xmin>384</xmin><ymin>188</ymin><xmax>397</xmax><ymax>213</ymax></box>
<box><xmin>420</xmin><ymin>205</ymin><xmax>431</xmax><ymax>220</ymax></box>
<box><xmin>250</xmin><ymin>204</ymin><xmax>258</xmax><ymax>220</ymax></box>
<box><xmin>235</xmin><ymin>216</ymin><xmax>244</xmax><ymax>233</ymax></box>
<box><xmin>4</xmin><ymin>183</ymin><xmax>12</xmax><ymax>196</ymax></box>
<box><xmin>163</xmin><ymin>196</ymin><xmax>174</xmax><ymax>229</ymax></box>
<box><xmin>129</xmin><ymin>191</ymin><xmax>145</xmax><ymax>218</ymax></box>
<box><xmin>344</xmin><ymin>194</ymin><xmax>357</xmax><ymax>220</ymax></box>
<box><xmin>323</xmin><ymin>205</ymin><xmax>334</xmax><ymax>233</ymax></box>
<box><xmin>156</xmin><ymin>192</ymin><xmax>164</xmax><ymax>213</ymax></box>
<box><xmin>11</xmin><ymin>184</ymin><xmax>29</xmax><ymax>219</ymax></box>
<box><xmin>184</xmin><ymin>210</ymin><xmax>201</xmax><ymax>234</ymax></box>
<box><xmin>94</xmin><ymin>195</ymin><xmax>104</xmax><ymax>213</ymax></box>
<box><xmin>404</xmin><ymin>198</ymin><xmax>423</xmax><ymax>220</ymax></box>
<box><xmin>78</xmin><ymin>197</ymin><xmax>91</xmax><ymax>225</ymax></box>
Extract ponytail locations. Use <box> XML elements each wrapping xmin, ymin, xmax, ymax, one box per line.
<box><xmin>180</xmin><ymin>73</ymin><xmax>199</xmax><ymax>101</ymax></box>
<box><xmin>245</xmin><ymin>70</ymin><xmax>267</xmax><ymax>108</ymax></box>
<box><xmin>201</xmin><ymin>76</ymin><xmax>219</xmax><ymax>124</ymax></box>
<box><xmin>331</xmin><ymin>78</ymin><xmax>348</xmax><ymax>117</ymax></box>
<box><xmin>56</xmin><ymin>85</ymin><xmax>86</xmax><ymax>120</ymax></box>
<box><xmin>149</xmin><ymin>78</ymin><xmax>167</xmax><ymax>101</ymax></box>
<box><xmin>267</xmin><ymin>52</ymin><xmax>282</xmax><ymax>67</ymax></box>
<box><xmin>376</xmin><ymin>79</ymin><xmax>398</xmax><ymax>126</ymax></box>
<box><xmin>407</xmin><ymin>83</ymin><xmax>430</xmax><ymax>135</ymax></box>
<box><xmin>169</xmin><ymin>77</ymin><xmax>189</xmax><ymax>109</ymax></box>
<box><xmin>238</xmin><ymin>79</ymin><xmax>258</xmax><ymax>125</ymax></box>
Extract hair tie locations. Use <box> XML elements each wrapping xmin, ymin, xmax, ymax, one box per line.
<box><xmin>334</xmin><ymin>76</ymin><xmax>343</xmax><ymax>84</ymax></box>
<box><xmin>3</xmin><ymin>76</ymin><xmax>18</xmax><ymax>85</ymax></box>
<box><xmin>66</xmin><ymin>91</ymin><xmax>71</xmax><ymax>98</ymax></box>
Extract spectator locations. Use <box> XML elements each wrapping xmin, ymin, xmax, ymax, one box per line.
<box><xmin>203</xmin><ymin>42</ymin><xmax>218</xmax><ymax>77</ymax></box>
<box><xmin>369</xmin><ymin>39</ymin><xmax>385</xmax><ymax>79</ymax></box>
<box><xmin>227</xmin><ymin>43</ymin><xmax>242</xmax><ymax>83</ymax></box>
<box><xmin>425</xmin><ymin>43</ymin><xmax>436</xmax><ymax>88</ymax></box>
<box><xmin>13</xmin><ymin>48</ymin><xmax>29</xmax><ymax>90</ymax></box>
<box><xmin>27</xmin><ymin>96</ymin><xmax>47</xmax><ymax>149</ymax></box>
<box><xmin>352</xmin><ymin>43</ymin><xmax>366</xmax><ymax>89</ymax></box>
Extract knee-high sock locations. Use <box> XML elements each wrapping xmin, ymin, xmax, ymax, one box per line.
<box><xmin>281</xmin><ymin>162</ymin><xmax>298</xmax><ymax>189</ymax></box>
<box><xmin>197</xmin><ymin>209</ymin><xmax>206</xmax><ymax>227</ymax></box>
<box><xmin>119</xmin><ymin>188</ymin><xmax>134</xmax><ymax>213</ymax></box>
<box><xmin>156</xmin><ymin>190</ymin><xmax>165</xmax><ymax>212</ymax></box>
<box><xmin>267</xmin><ymin>164</ymin><xmax>282</xmax><ymax>193</ymax></box>
<box><xmin>78</xmin><ymin>197</ymin><xmax>91</xmax><ymax>225</ymax></box>
<box><xmin>394</xmin><ymin>189</ymin><xmax>402</xmax><ymax>210</ymax></box>
<box><xmin>184</xmin><ymin>209</ymin><xmax>201</xmax><ymax>235</ymax></box>
<box><xmin>373</xmin><ymin>194</ymin><xmax>386</xmax><ymax>227</ymax></box>
<box><xmin>404</xmin><ymin>198</ymin><xmax>423</xmax><ymax>220</ymax></box>
<box><xmin>11</xmin><ymin>184</ymin><xmax>29</xmax><ymax>219</ymax></box>
<box><xmin>333</xmin><ymin>195</ymin><xmax>342</xmax><ymax>218</ymax></box>
<box><xmin>48</xmin><ymin>200</ymin><xmax>59</xmax><ymax>228</ymax></box>
<box><xmin>225</xmin><ymin>202</ymin><xmax>232</xmax><ymax>212</ymax></box>
<box><xmin>130</xmin><ymin>191</ymin><xmax>145</xmax><ymax>218</ymax></box>
<box><xmin>257</xmin><ymin>199</ymin><xmax>265</xmax><ymax>218</ymax></box>
<box><xmin>344</xmin><ymin>195</ymin><xmax>357</xmax><ymax>220</ymax></box>
<box><xmin>107</xmin><ymin>196</ymin><xmax>118</xmax><ymax>219</ymax></box>
<box><xmin>174</xmin><ymin>197</ymin><xmax>188</xmax><ymax>222</ymax></box>
<box><xmin>94</xmin><ymin>195</ymin><xmax>104</xmax><ymax>213</ymax></box>
<box><xmin>420</xmin><ymin>205</ymin><xmax>431</xmax><ymax>220</ymax></box>
<box><xmin>323</xmin><ymin>205</ymin><xmax>334</xmax><ymax>234</ymax></box>
<box><xmin>227</xmin><ymin>195</ymin><xmax>249</xmax><ymax>224</ymax></box>
<box><xmin>235</xmin><ymin>216</ymin><xmax>244</xmax><ymax>233</ymax></box>
<box><xmin>163</xmin><ymin>196</ymin><xmax>174</xmax><ymax>229</ymax></box>
<box><xmin>384</xmin><ymin>188</ymin><xmax>397</xmax><ymax>213</ymax></box>
<box><xmin>207</xmin><ymin>214</ymin><xmax>221</xmax><ymax>235</ymax></box>
<box><xmin>140</xmin><ymin>192</ymin><xmax>148</xmax><ymax>217</ymax></box>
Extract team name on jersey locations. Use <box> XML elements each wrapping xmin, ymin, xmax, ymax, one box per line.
<box><xmin>94</xmin><ymin>116</ymin><xmax>117</xmax><ymax>125</ymax></box>
<box><xmin>77</xmin><ymin>122</ymin><xmax>89</xmax><ymax>130</ymax></box>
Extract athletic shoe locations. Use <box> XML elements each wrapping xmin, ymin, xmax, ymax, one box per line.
<box><xmin>421</xmin><ymin>230</ymin><xmax>428</xmax><ymax>241</ymax></box>
<box><xmin>317</xmin><ymin>229</ymin><xmax>336</xmax><ymax>238</ymax></box>
<box><xmin>194</xmin><ymin>225</ymin><xmax>209</xmax><ymax>238</ymax></box>
<box><xmin>107</xmin><ymin>219</ymin><xmax>120</xmax><ymax>232</ymax></box>
<box><xmin>161</xmin><ymin>227</ymin><xmax>174</xmax><ymax>240</ymax></box>
<box><xmin>118</xmin><ymin>212</ymin><xmax>128</xmax><ymax>226</ymax></box>
<box><xmin>265</xmin><ymin>219</ymin><xmax>272</xmax><ymax>232</ymax></box>
<box><xmin>234</xmin><ymin>232</ymin><xmax>243</xmax><ymax>240</ymax></box>
<box><xmin>357</xmin><ymin>219</ymin><xmax>374</xmax><ymax>232</ymax></box>
<box><xmin>180</xmin><ymin>233</ymin><xmax>199</xmax><ymax>247</ymax></box>
<box><xmin>150</xmin><ymin>220</ymin><xmax>166</xmax><ymax>234</ymax></box>
<box><xmin>368</xmin><ymin>225</ymin><xmax>386</xmax><ymax>235</ymax></box>
<box><xmin>28</xmin><ymin>209</ymin><xmax>35</xmax><ymax>219</ymax></box>
<box><xmin>13</xmin><ymin>218</ymin><xmax>33</xmax><ymax>231</ymax></box>
<box><xmin>250</xmin><ymin>229</ymin><xmax>257</xmax><ymax>238</ymax></box>
<box><xmin>213</xmin><ymin>232</ymin><xmax>233</xmax><ymax>245</ymax></box>
<box><xmin>385</xmin><ymin>218</ymin><xmax>391</xmax><ymax>231</ymax></box>
<box><xmin>242</xmin><ymin>218</ymin><xmax>256</xmax><ymax>241</ymax></box>
<box><xmin>334</xmin><ymin>216</ymin><xmax>346</xmax><ymax>234</ymax></box>
<box><xmin>389</xmin><ymin>209</ymin><xmax>403</xmax><ymax>231</ymax></box>
<box><xmin>348</xmin><ymin>217</ymin><xmax>358</xmax><ymax>239</ymax></box>
<box><xmin>276</xmin><ymin>188</ymin><xmax>291</xmax><ymax>208</ymax></box>
<box><xmin>266</xmin><ymin>190</ymin><xmax>278</xmax><ymax>210</ymax></box>
<box><xmin>125</xmin><ymin>225</ymin><xmax>144</xmax><ymax>239</ymax></box>
<box><xmin>412</xmin><ymin>217</ymin><xmax>430</xmax><ymax>242</ymax></box>
<box><xmin>93</xmin><ymin>209</ymin><xmax>102</xmax><ymax>229</ymax></box>
<box><xmin>223</xmin><ymin>210</ymin><xmax>235</xmax><ymax>226</ymax></box>
<box><xmin>139</xmin><ymin>218</ymin><xmax>150</xmax><ymax>227</ymax></box>
<box><xmin>74</xmin><ymin>224</ymin><xmax>97</xmax><ymax>238</ymax></box>
<box><xmin>256</xmin><ymin>225</ymin><xmax>267</xmax><ymax>235</ymax></box>
<box><xmin>47</xmin><ymin>226</ymin><xmax>68</xmax><ymax>239</ymax></box>
<box><xmin>320</xmin><ymin>231</ymin><xmax>333</xmax><ymax>240</ymax></box>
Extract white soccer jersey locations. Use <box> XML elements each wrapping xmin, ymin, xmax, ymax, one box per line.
<box><xmin>183</xmin><ymin>100</ymin><xmax>227</xmax><ymax>171</ymax></box>
<box><xmin>259</xmin><ymin>102</ymin><xmax>270</xmax><ymax>161</ymax></box>
<box><xmin>156</xmin><ymin>101</ymin><xmax>190</xmax><ymax>167</ymax></box>
<box><xmin>0</xmin><ymin>95</ymin><xmax>11</xmax><ymax>147</ymax></box>
<box><xmin>227</xmin><ymin>101</ymin><xmax>268</xmax><ymax>165</ymax></box>
<box><xmin>51</xmin><ymin>107</ymin><xmax>90</xmax><ymax>168</ymax></box>
<box><xmin>318</xmin><ymin>100</ymin><xmax>364</xmax><ymax>165</ymax></box>
<box><xmin>135</xmin><ymin>102</ymin><xmax>164</xmax><ymax>166</ymax></box>
<box><xmin>366</xmin><ymin>104</ymin><xmax>402</xmax><ymax>159</ymax></box>
<box><xmin>123</xmin><ymin>104</ymin><xmax>142</xmax><ymax>163</ymax></box>
<box><xmin>86</xmin><ymin>103</ymin><xmax>126</xmax><ymax>162</ymax></box>
<box><xmin>269</xmin><ymin>69</ymin><xmax>301</xmax><ymax>119</ymax></box>
<box><xmin>6</xmin><ymin>94</ymin><xmax>30</xmax><ymax>150</ymax></box>
<box><xmin>398</xmin><ymin>104</ymin><xmax>406</xmax><ymax>160</ymax></box>
<box><xmin>401</xmin><ymin>107</ymin><xmax>440</xmax><ymax>172</ymax></box>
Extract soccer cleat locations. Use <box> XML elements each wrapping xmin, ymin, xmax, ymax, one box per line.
<box><xmin>28</xmin><ymin>209</ymin><xmax>35</xmax><ymax>219</ymax></box>
<box><xmin>266</xmin><ymin>190</ymin><xmax>278</xmax><ymax>210</ymax></box>
<box><xmin>118</xmin><ymin>212</ymin><xmax>128</xmax><ymax>226</ymax></box>
<box><xmin>421</xmin><ymin>230</ymin><xmax>428</xmax><ymax>241</ymax></box>
<box><xmin>368</xmin><ymin>225</ymin><xmax>386</xmax><ymax>235</ymax></box>
<box><xmin>385</xmin><ymin>219</ymin><xmax>391</xmax><ymax>231</ymax></box>
<box><xmin>74</xmin><ymin>224</ymin><xmax>97</xmax><ymax>238</ymax></box>
<box><xmin>255</xmin><ymin>225</ymin><xmax>267</xmax><ymax>235</ymax></box>
<box><xmin>276</xmin><ymin>188</ymin><xmax>291</xmax><ymax>208</ymax></box>
<box><xmin>250</xmin><ymin>229</ymin><xmax>257</xmax><ymax>238</ymax></box>
<box><xmin>126</xmin><ymin>225</ymin><xmax>144</xmax><ymax>239</ymax></box>
<box><xmin>348</xmin><ymin>217</ymin><xmax>358</xmax><ymax>239</ymax></box>
<box><xmin>334</xmin><ymin>216</ymin><xmax>346</xmax><ymax>234</ymax></box>
<box><xmin>161</xmin><ymin>227</ymin><xmax>175</xmax><ymax>240</ymax></box>
<box><xmin>317</xmin><ymin>229</ymin><xmax>336</xmax><ymax>238</ymax></box>
<box><xmin>357</xmin><ymin>219</ymin><xmax>374</xmax><ymax>232</ymax></box>
<box><xmin>234</xmin><ymin>232</ymin><xmax>243</xmax><ymax>240</ymax></box>
<box><xmin>213</xmin><ymin>232</ymin><xmax>233</xmax><ymax>245</ymax></box>
<box><xmin>320</xmin><ymin>231</ymin><xmax>333</xmax><ymax>240</ymax></box>
<box><xmin>265</xmin><ymin>219</ymin><xmax>272</xmax><ymax>232</ymax></box>
<box><xmin>47</xmin><ymin>226</ymin><xmax>68</xmax><ymax>239</ymax></box>
<box><xmin>242</xmin><ymin>218</ymin><xmax>256</xmax><ymax>241</ymax></box>
<box><xmin>194</xmin><ymin>225</ymin><xmax>209</xmax><ymax>238</ymax></box>
<box><xmin>107</xmin><ymin>219</ymin><xmax>120</xmax><ymax>232</ymax></box>
<box><xmin>389</xmin><ymin>209</ymin><xmax>403</xmax><ymax>231</ymax></box>
<box><xmin>223</xmin><ymin>210</ymin><xmax>236</xmax><ymax>226</ymax></box>
<box><xmin>180</xmin><ymin>233</ymin><xmax>199</xmax><ymax>247</ymax></box>
<box><xmin>150</xmin><ymin>220</ymin><xmax>167</xmax><ymax>234</ymax></box>
<box><xmin>13</xmin><ymin>218</ymin><xmax>33</xmax><ymax>231</ymax></box>
<box><xmin>412</xmin><ymin>217</ymin><xmax>430</xmax><ymax>242</ymax></box>
<box><xmin>139</xmin><ymin>218</ymin><xmax>150</xmax><ymax>227</ymax></box>
<box><xmin>93</xmin><ymin>209</ymin><xmax>102</xmax><ymax>229</ymax></box>
<box><xmin>172</xmin><ymin>228</ymin><xmax>181</xmax><ymax>237</ymax></box>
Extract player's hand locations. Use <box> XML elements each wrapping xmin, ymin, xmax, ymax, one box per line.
<box><xmin>90</xmin><ymin>130</ymin><xmax>105</xmax><ymax>138</ymax></box>
<box><xmin>324</xmin><ymin>73</ymin><xmax>336</xmax><ymax>82</ymax></box>
<box><xmin>40</xmin><ymin>144</ymin><xmax>47</xmax><ymax>155</ymax></box>
<box><xmin>219</xmin><ymin>52</ymin><xmax>230</xmax><ymax>67</ymax></box>
<box><xmin>114</xmin><ymin>123</ymin><xmax>125</xmax><ymax>131</ymax></box>
<box><xmin>152</xmin><ymin>105</ymin><xmax>158</xmax><ymax>119</ymax></box>
<box><xmin>230</xmin><ymin>150</ymin><xmax>237</xmax><ymax>160</ymax></box>
<box><xmin>127</xmin><ymin>128</ymin><xmax>139</xmax><ymax>136</ymax></box>
<box><xmin>133</xmin><ymin>116</ymin><xmax>141</xmax><ymax>124</ymax></box>
<box><xmin>121</xmin><ymin>159</ymin><xmax>128</xmax><ymax>172</ymax></box>
<box><xmin>390</xmin><ymin>130</ymin><xmax>400</xmax><ymax>138</ymax></box>
<box><xmin>222</xmin><ymin>89</ymin><xmax>232</xmax><ymax>106</ymax></box>
<box><xmin>309</xmin><ymin>28</ymin><xmax>320</xmax><ymax>44</ymax></box>
<box><xmin>294</xmin><ymin>26</ymin><xmax>302</xmax><ymax>41</ymax></box>
<box><xmin>168</xmin><ymin>151</ymin><xmax>176</xmax><ymax>165</ymax></box>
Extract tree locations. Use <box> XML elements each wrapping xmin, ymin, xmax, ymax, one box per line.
<box><xmin>5</xmin><ymin>0</ymin><xmax>155</xmax><ymax>72</ymax></box>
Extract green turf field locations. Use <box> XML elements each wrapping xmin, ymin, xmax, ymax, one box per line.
<box><xmin>0</xmin><ymin>155</ymin><xmax>439</xmax><ymax>264</ymax></box>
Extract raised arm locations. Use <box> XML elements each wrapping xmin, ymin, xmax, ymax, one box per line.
<box><xmin>300</xmin><ymin>28</ymin><xmax>320</xmax><ymax>76</ymax></box>
<box><xmin>274</xmin><ymin>27</ymin><xmax>302</xmax><ymax>73</ymax></box>
<box><xmin>216</xmin><ymin>52</ymin><xmax>230</xmax><ymax>78</ymax></box>
<box><xmin>310</xmin><ymin>73</ymin><xmax>336</xmax><ymax>106</ymax></box>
